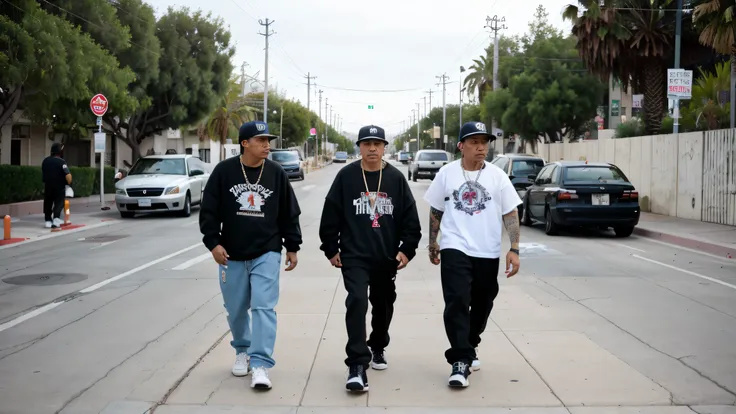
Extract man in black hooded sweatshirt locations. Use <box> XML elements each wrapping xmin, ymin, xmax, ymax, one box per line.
<box><xmin>319</xmin><ymin>124</ymin><xmax>422</xmax><ymax>392</ymax></box>
<box><xmin>41</xmin><ymin>142</ymin><xmax>72</xmax><ymax>229</ymax></box>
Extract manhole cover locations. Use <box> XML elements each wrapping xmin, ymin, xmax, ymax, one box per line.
<box><xmin>79</xmin><ymin>235</ymin><xmax>128</xmax><ymax>243</ymax></box>
<box><xmin>3</xmin><ymin>273</ymin><xmax>88</xmax><ymax>286</ymax></box>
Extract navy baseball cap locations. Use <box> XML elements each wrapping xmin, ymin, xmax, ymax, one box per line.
<box><xmin>239</xmin><ymin>121</ymin><xmax>277</xmax><ymax>143</ymax></box>
<box><xmin>459</xmin><ymin>121</ymin><xmax>495</xmax><ymax>142</ymax></box>
<box><xmin>356</xmin><ymin>125</ymin><xmax>388</xmax><ymax>145</ymax></box>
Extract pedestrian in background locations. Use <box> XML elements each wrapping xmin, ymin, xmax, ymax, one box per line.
<box><xmin>41</xmin><ymin>142</ymin><xmax>72</xmax><ymax>229</ymax></box>
<box><xmin>424</xmin><ymin>121</ymin><xmax>521</xmax><ymax>388</ymax></box>
<box><xmin>200</xmin><ymin>120</ymin><xmax>302</xmax><ymax>390</ymax></box>
<box><xmin>319</xmin><ymin>124</ymin><xmax>422</xmax><ymax>392</ymax></box>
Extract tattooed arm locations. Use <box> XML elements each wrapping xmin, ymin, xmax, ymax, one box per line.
<box><xmin>428</xmin><ymin>207</ymin><xmax>444</xmax><ymax>264</ymax></box>
<box><xmin>502</xmin><ymin>209</ymin><xmax>520</xmax><ymax>250</ymax></box>
<box><xmin>502</xmin><ymin>209</ymin><xmax>521</xmax><ymax>277</ymax></box>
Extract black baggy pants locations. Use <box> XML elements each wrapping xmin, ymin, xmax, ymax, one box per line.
<box><xmin>43</xmin><ymin>189</ymin><xmax>65</xmax><ymax>222</ymax></box>
<box><xmin>342</xmin><ymin>265</ymin><xmax>397</xmax><ymax>368</ymax></box>
<box><xmin>440</xmin><ymin>248</ymin><xmax>500</xmax><ymax>365</ymax></box>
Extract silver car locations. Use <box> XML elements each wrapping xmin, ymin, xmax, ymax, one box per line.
<box><xmin>114</xmin><ymin>154</ymin><xmax>209</xmax><ymax>218</ymax></box>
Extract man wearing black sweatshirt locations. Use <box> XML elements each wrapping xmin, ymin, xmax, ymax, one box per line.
<box><xmin>319</xmin><ymin>124</ymin><xmax>422</xmax><ymax>392</ymax></box>
<box><xmin>200</xmin><ymin>121</ymin><xmax>302</xmax><ymax>390</ymax></box>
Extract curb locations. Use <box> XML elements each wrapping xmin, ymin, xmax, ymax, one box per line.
<box><xmin>0</xmin><ymin>220</ymin><xmax>119</xmax><ymax>251</ymax></box>
<box><xmin>633</xmin><ymin>227</ymin><xmax>734</xmax><ymax>259</ymax></box>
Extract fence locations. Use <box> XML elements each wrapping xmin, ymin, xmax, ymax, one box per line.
<box><xmin>530</xmin><ymin>128</ymin><xmax>736</xmax><ymax>226</ymax></box>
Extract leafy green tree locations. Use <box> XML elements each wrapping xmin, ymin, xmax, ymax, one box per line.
<box><xmin>0</xmin><ymin>0</ymin><xmax>136</xmax><ymax>128</ymax></box>
<box><xmin>463</xmin><ymin>36</ymin><xmax>521</xmax><ymax>101</ymax></box>
<box><xmin>105</xmin><ymin>7</ymin><xmax>235</xmax><ymax>160</ymax></box>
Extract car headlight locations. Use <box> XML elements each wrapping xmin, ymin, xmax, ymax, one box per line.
<box><xmin>165</xmin><ymin>186</ymin><xmax>180</xmax><ymax>195</ymax></box>
<box><xmin>115</xmin><ymin>188</ymin><xmax>127</xmax><ymax>196</ymax></box>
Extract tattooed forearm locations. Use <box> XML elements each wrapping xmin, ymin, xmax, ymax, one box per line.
<box><xmin>503</xmin><ymin>209</ymin><xmax>520</xmax><ymax>250</ymax></box>
<box><xmin>429</xmin><ymin>207</ymin><xmax>444</xmax><ymax>244</ymax></box>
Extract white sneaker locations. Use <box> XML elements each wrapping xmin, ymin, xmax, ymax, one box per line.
<box><xmin>53</xmin><ymin>218</ymin><xmax>64</xmax><ymax>227</ymax></box>
<box><xmin>471</xmin><ymin>348</ymin><xmax>481</xmax><ymax>371</ymax></box>
<box><xmin>44</xmin><ymin>221</ymin><xmax>52</xmax><ymax>229</ymax></box>
<box><xmin>231</xmin><ymin>352</ymin><xmax>250</xmax><ymax>377</ymax></box>
<box><xmin>251</xmin><ymin>367</ymin><xmax>272</xmax><ymax>389</ymax></box>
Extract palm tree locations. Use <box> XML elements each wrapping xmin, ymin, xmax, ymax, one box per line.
<box><xmin>197</xmin><ymin>77</ymin><xmax>261</xmax><ymax>159</ymax></box>
<box><xmin>462</xmin><ymin>55</ymin><xmax>492</xmax><ymax>101</ymax></box>
<box><xmin>563</xmin><ymin>0</ymin><xmax>675</xmax><ymax>134</ymax></box>
<box><xmin>693</xmin><ymin>0</ymin><xmax>736</xmax><ymax>128</ymax></box>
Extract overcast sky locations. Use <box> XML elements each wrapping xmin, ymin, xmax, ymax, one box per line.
<box><xmin>147</xmin><ymin>0</ymin><xmax>575</xmax><ymax>139</ymax></box>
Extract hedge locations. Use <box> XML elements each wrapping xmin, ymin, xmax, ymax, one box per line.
<box><xmin>0</xmin><ymin>165</ymin><xmax>117</xmax><ymax>204</ymax></box>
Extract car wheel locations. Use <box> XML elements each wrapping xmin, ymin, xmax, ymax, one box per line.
<box><xmin>521</xmin><ymin>199</ymin><xmax>533</xmax><ymax>226</ymax></box>
<box><xmin>408</xmin><ymin>171</ymin><xmax>412</xmax><ymax>180</ymax></box>
<box><xmin>120</xmin><ymin>211</ymin><xmax>135</xmax><ymax>219</ymax></box>
<box><xmin>544</xmin><ymin>207</ymin><xmax>558</xmax><ymax>235</ymax></box>
<box><xmin>613</xmin><ymin>225</ymin><xmax>635</xmax><ymax>238</ymax></box>
<box><xmin>412</xmin><ymin>172</ymin><xmax>418</xmax><ymax>182</ymax></box>
<box><xmin>178</xmin><ymin>193</ymin><xmax>192</xmax><ymax>218</ymax></box>
<box><xmin>299</xmin><ymin>172</ymin><xmax>305</xmax><ymax>180</ymax></box>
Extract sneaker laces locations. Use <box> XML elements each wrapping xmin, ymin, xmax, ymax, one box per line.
<box><xmin>452</xmin><ymin>361</ymin><xmax>469</xmax><ymax>373</ymax></box>
<box><xmin>348</xmin><ymin>365</ymin><xmax>364</xmax><ymax>378</ymax></box>
<box><xmin>253</xmin><ymin>366</ymin><xmax>269</xmax><ymax>378</ymax></box>
<box><xmin>235</xmin><ymin>353</ymin><xmax>248</xmax><ymax>365</ymax></box>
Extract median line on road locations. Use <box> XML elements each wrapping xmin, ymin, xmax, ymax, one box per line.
<box><xmin>632</xmin><ymin>254</ymin><xmax>736</xmax><ymax>290</ymax></box>
<box><xmin>172</xmin><ymin>252</ymin><xmax>211</xmax><ymax>270</ymax></box>
<box><xmin>0</xmin><ymin>243</ymin><xmax>204</xmax><ymax>333</ymax></box>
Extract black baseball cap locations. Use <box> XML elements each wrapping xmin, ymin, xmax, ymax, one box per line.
<box><xmin>239</xmin><ymin>121</ymin><xmax>277</xmax><ymax>144</ymax></box>
<box><xmin>356</xmin><ymin>125</ymin><xmax>388</xmax><ymax>145</ymax></box>
<box><xmin>459</xmin><ymin>121</ymin><xmax>495</xmax><ymax>142</ymax></box>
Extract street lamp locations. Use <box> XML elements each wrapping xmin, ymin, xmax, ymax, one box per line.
<box><xmin>272</xmin><ymin>106</ymin><xmax>284</xmax><ymax>148</ymax></box>
<box><xmin>459</xmin><ymin>66</ymin><xmax>466</xmax><ymax>129</ymax></box>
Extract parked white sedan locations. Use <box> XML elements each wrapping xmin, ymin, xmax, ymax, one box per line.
<box><xmin>114</xmin><ymin>154</ymin><xmax>209</xmax><ymax>218</ymax></box>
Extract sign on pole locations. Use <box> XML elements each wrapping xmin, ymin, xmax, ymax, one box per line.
<box><xmin>667</xmin><ymin>69</ymin><xmax>693</xmax><ymax>99</ymax></box>
<box><xmin>368</xmin><ymin>105</ymin><xmax>374</xmax><ymax>109</ymax></box>
<box><xmin>309</xmin><ymin>127</ymin><xmax>316</xmax><ymax>136</ymax></box>
<box><xmin>94</xmin><ymin>133</ymin><xmax>106</xmax><ymax>153</ymax></box>
<box><xmin>90</xmin><ymin>94</ymin><xmax>109</xmax><ymax>117</ymax></box>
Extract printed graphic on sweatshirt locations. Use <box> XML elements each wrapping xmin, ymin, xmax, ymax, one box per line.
<box><xmin>353</xmin><ymin>191</ymin><xmax>394</xmax><ymax>228</ymax></box>
<box><xmin>229</xmin><ymin>183</ymin><xmax>274</xmax><ymax>218</ymax></box>
<box><xmin>452</xmin><ymin>181</ymin><xmax>492</xmax><ymax>216</ymax></box>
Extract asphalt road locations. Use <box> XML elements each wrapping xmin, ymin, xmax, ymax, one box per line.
<box><xmin>0</xmin><ymin>160</ymin><xmax>735</xmax><ymax>414</ymax></box>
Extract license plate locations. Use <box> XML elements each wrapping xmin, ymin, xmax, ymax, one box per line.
<box><xmin>591</xmin><ymin>194</ymin><xmax>610</xmax><ymax>206</ymax></box>
<box><xmin>138</xmin><ymin>198</ymin><xmax>152</xmax><ymax>207</ymax></box>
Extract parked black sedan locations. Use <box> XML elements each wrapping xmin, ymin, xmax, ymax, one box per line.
<box><xmin>489</xmin><ymin>153</ymin><xmax>546</xmax><ymax>217</ymax></box>
<box><xmin>521</xmin><ymin>161</ymin><xmax>640</xmax><ymax>237</ymax></box>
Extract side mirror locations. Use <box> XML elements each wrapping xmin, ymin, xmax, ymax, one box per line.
<box><xmin>190</xmin><ymin>170</ymin><xmax>203</xmax><ymax>177</ymax></box>
<box><xmin>508</xmin><ymin>175</ymin><xmax>516</xmax><ymax>180</ymax></box>
<box><xmin>528</xmin><ymin>174</ymin><xmax>537</xmax><ymax>181</ymax></box>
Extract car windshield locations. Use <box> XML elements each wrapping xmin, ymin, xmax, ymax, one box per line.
<box><xmin>417</xmin><ymin>152</ymin><xmax>448</xmax><ymax>161</ymax></box>
<box><xmin>336</xmin><ymin>152</ymin><xmax>347</xmax><ymax>158</ymax></box>
<box><xmin>271</xmin><ymin>151</ymin><xmax>300</xmax><ymax>162</ymax></box>
<box><xmin>564</xmin><ymin>166</ymin><xmax>628</xmax><ymax>182</ymax></box>
<box><xmin>128</xmin><ymin>158</ymin><xmax>186</xmax><ymax>175</ymax></box>
<box><xmin>511</xmin><ymin>159</ymin><xmax>544</xmax><ymax>176</ymax></box>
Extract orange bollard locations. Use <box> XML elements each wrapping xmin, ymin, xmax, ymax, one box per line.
<box><xmin>63</xmin><ymin>200</ymin><xmax>71</xmax><ymax>226</ymax></box>
<box><xmin>3</xmin><ymin>215</ymin><xmax>10</xmax><ymax>240</ymax></box>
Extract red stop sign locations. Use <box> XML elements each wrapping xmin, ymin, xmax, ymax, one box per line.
<box><xmin>90</xmin><ymin>94</ymin><xmax>109</xmax><ymax>117</ymax></box>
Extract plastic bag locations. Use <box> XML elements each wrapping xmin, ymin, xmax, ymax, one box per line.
<box><xmin>65</xmin><ymin>185</ymin><xmax>74</xmax><ymax>198</ymax></box>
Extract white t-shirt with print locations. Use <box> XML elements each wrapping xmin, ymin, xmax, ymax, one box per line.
<box><xmin>423</xmin><ymin>160</ymin><xmax>522</xmax><ymax>259</ymax></box>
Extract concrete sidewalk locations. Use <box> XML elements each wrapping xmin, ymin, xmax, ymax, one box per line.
<box><xmin>635</xmin><ymin>212</ymin><xmax>735</xmax><ymax>259</ymax></box>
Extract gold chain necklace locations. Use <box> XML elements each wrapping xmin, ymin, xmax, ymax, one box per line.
<box><xmin>361</xmin><ymin>160</ymin><xmax>385</xmax><ymax>209</ymax></box>
<box><xmin>240</xmin><ymin>157</ymin><xmax>265</xmax><ymax>186</ymax></box>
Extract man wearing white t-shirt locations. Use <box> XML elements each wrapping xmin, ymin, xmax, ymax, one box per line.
<box><xmin>423</xmin><ymin>121</ymin><xmax>522</xmax><ymax>388</ymax></box>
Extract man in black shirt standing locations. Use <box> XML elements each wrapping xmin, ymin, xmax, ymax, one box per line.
<box><xmin>41</xmin><ymin>142</ymin><xmax>72</xmax><ymax>228</ymax></box>
<box><xmin>319</xmin><ymin>125</ymin><xmax>422</xmax><ymax>392</ymax></box>
<box><xmin>200</xmin><ymin>121</ymin><xmax>302</xmax><ymax>390</ymax></box>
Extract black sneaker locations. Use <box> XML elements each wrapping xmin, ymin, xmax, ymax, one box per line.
<box><xmin>346</xmin><ymin>365</ymin><xmax>369</xmax><ymax>392</ymax></box>
<box><xmin>370</xmin><ymin>349</ymin><xmax>388</xmax><ymax>370</ymax></box>
<box><xmin>448</xmin><ymin>361</ymin><xmax>471</xmax><ymax>388</ymax></box>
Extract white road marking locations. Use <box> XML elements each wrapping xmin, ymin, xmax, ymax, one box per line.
<box><xmin>0</xmin><ymin>302</ymin><xmax>64</xmax><ymax>333</ymax></box>
<box><xmin>632</xmin><ymin>254</ymin><xmax>736</xmax><ymax>290</ymax></box>
<box><xmin>638</xmin><ymin>237</ymin><xmax>734</xmax><ymax>263</ymax></box>
<box><xmin>90</xmin><ymin>240</ymin><xmax>119</xmax><ymax>250</ymax></box>
<box><xmin>0</xmin><ymin>243</ymin><xmax>204</xmax><ymax>333</ymax></box>
<box><xmin>80</xmin><ymin>243</ymin><xmax>202</xmax><ymax>293</ymax></box>
<box><xmin>0</xmin><ymin>220</ymin><xmax>120</xmax><ymax>251</ymax></box>
<box><xmin>172</xmin><ymin>252</ymin><xmax>211</xmax><ymax>270</ymax></box>
<box><xmin>611</xmin><ymin>242</ymin><xmax>646</xmax><ymax>253</ymax></box>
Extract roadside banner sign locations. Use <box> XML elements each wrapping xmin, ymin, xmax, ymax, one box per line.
<box><xmin>667</xmin><ymin>69</ymin><xmax>693</xmax><ymax>99</ymax></box>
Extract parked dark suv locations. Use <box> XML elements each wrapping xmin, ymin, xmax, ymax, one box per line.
<box><xmin>489</xmin><ymin>153</ymin><xmax>546</xmax><ymax>216</ymax></box>
<box><xmin>268</xmin><ymin>149</ymin><xmax>305</xmax><ymax>180</ymax></box>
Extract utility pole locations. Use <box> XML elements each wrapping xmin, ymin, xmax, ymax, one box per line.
<box><xmin>416</xmin><ymin>102</ymin><xmax>421</xmax><ymax>152</ymax></box>
<box><xmin>318</xmin><ymin>90</ymin><xmax>323</xmax><ymax>161</ymax></box>
<box><xmin>423</xmin><ymin>96</ymin><xmax>427</xmax><ymax>119</ymax></box>
<box><xmin>425</xmin><ymin>89</ymin><xmax>434</xmax><ymax>114</ymax></box>
<box><xmin>673</xmin><ymin>0</ymin><xmax>683</xmax><ymax>133</ymax></box>
<box><xmin>485</xmin><ymin>15</ymin><xmax>507</xmax><ymax>132</ymax></box>
<box><xmin>436</xmin><ymin>74</ymin><xmax>449</xmax><ymax>150</ymax></box>
<box><xmin>304</xmin><ymin>72</ymin><xmax>317</xmax><ymax>111</ymax></box>
<box><xmin>324</xmin><ymin>98</ymin><xmax>329</xmax><ymax>154</ymax></box>
<box><xmin>258</xmin><ymin>18</ymin><xmax>275</xmax><ymax>124</ymax></box>
<box><xmin>460</xmin><ymin>66</ymin><xmax>466</xmax><ymax>128</ymax></box>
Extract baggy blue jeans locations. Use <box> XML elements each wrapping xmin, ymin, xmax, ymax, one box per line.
<box><xmin>218</xmin><ymin>251</ymin><xmax>281</xmax><ymax>369</ymax></box>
